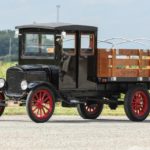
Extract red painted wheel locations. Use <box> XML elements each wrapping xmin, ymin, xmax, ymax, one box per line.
<box><xmin>77</xmin><ymin>101</ymin><xmax>103</xmax><ymax>119</ymax></box>
<box><xmin>124</xmin><ymin>87</ymin><xmax>150</xmax><ymax>121</ymax></box>
<box><xmin>0</xmin><ymin>93</ymin><xmax>5</xmax><ymax>116</ymax></box>
<box><xmin>131</xmin><ymin>91</ymin><xmax>148</xmax><ymax>117</ymax></box>
<box><xmin>84</xmin><ymin>103</ymin><xmax>100</xmax><ymax>114</ymax></box>
<box><xmin>26</xmin><ymin>86</ymin><xmax>55</xmax><ymax>123</ymax></box>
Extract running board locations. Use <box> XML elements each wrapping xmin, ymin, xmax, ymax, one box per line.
<box><xmin>62</xmin><ymin>99</ymin><xmax>84</xmax><ymax>107</ymax></box>
<box><xmin>70</xmin><ymin>99</ymin><xmax>84</xmax><ymax>104</ymax></box>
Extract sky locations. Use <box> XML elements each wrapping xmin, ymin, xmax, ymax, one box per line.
<box><xmin>0</xmin><ymin>0</ymin><xmax>150</xmax><ymax>48</ymax></box>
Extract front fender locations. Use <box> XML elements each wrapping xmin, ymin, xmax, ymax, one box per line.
<box><xmin>27</xmin><ymin>82</ymin><xmax>59</xmax><ymax>100</ymax></box>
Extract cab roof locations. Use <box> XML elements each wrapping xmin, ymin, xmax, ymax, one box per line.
<box><xmin>16</xmin><ymin>22</ymin><xmax>97</xmax><ymax>32</ymax></box>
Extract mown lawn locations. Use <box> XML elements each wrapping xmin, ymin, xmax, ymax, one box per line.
<box><xmin>0</xmin><ymin>61</ymin><xmax>17</xmax><ymax>78</ymax></box>
<box><xmin>4</xmin><ymin>104</ymin><xmax>125</xmax><ymax>116</ymax></box>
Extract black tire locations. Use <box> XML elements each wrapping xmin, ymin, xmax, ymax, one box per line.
<box><xmin>0</xmin><ymin>93</ymin><xmax>5</xmax><ymax>116</ymax></box>
<box><xmin>26</xmin><ymin>86</ymin><xmax>55</xmax><ymax>123</ymax></box>
<box><xmin>124</xmin><ymin>86</ymin><xmax>150</xmax><ymax>122</ymax></box>
<box><xmin>77</xmin><ymin>101</ymin><xmax>103</xmax><ymax>119</ymax></box>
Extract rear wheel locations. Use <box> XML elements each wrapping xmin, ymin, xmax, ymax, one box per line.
<box><xmin>77</xmin><ymin>101</ymin><xmax>103</xmax><ymax>119</ymax></box>
<box><xmin>124</xmin><ymin>87</ymin><xmax>150</xmax><ymax>121</ymax></box>
<box><xmin>26</xmin><ymin>86</ymin><xmax>55</xmax><ymax>123</ymax></box>
<box><xmin>0</xmin><ymin>93</ymin><xmax>5</xmax><ymax>116</ymax></box>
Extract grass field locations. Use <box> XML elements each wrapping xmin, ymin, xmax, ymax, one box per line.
<box><xmin>0</xmin><ymin>61</ymin><xmax>17</xmax><ymax>78</ymax></box>
<box><xmin>4</xmin><ymin>104</ymin><xmax>125</xmax><ymax>116</ymax></box>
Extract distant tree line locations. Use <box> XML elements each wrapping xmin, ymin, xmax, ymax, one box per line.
<box><xmin>0</xmin><ymin>30</ymin><xmax>18</xmax><ymax>61</ymax></box>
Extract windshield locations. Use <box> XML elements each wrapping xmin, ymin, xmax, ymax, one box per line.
<box><xmin>24</xmin><ymin>33</ymin><xmax>55</xmax><ymax>59</ymax></box>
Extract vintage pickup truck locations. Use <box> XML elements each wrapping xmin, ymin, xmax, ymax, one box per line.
<box><xmin>0</xmin><ymin>23</ymin><xmax>149</xmax><ymax>123</ymax></box>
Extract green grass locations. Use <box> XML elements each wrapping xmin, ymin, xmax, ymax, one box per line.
<box><xmin>4</xmin><ymin>104</ymin><xmax>125</xmax><ymax>116</ymax></box>
<box><xmin>54</xmin><ymin>104</ymin><xmax>125</xmax><ymax>116</ymax></box>
<box><xmin>0</xmin><ymin>61</ymin><xmax>17</xmax><ymax>78</ymax></box>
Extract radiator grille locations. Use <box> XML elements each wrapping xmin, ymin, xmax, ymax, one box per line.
<box><xmin>6</xmin><ymin>69</ymin><xmax>24</xmax><ymax>95</ymax></box>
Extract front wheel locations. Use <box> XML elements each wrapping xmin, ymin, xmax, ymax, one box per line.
<box><xmin>26</xmin><ymin>86</ymin><xmax>55</xmax><ymax>123</ymax></box>
<box><xmin>77</xmin><ymin>101</ymin><xmax>103</xmax><ymax>119</ymax></box>
<box><xmin>124</xmin><ymin>87</ymin><xmax>150</xmax><ymax>122</ymax></box>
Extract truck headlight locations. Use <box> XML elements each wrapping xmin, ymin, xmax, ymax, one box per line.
<box><xmin>0</xmin><ymin>78</ymin><xmax>5</xmax><ymax>88</ymax></box>
<box><xmin>21</xmin><ymin>80</ymin><xmax>28</xmax><ymax>90</ymax></box>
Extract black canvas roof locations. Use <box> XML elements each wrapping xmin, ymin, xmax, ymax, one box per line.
<box><xmin>16</xmin><ymin>22</ymin><xmax>97</xmax><ymax>32</ymax></box>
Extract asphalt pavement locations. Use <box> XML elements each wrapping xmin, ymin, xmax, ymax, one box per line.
<box><xmin>0</xmin><ymin>115</ymin><xmax>150</xmax><ymax>150</ymax></box>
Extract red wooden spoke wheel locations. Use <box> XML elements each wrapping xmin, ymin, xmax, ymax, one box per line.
<box><xmin>77</xmin><ymin>101</ymin><xmax>103</xmax><ymax>119</ymax></box>
<box><xmin>124</xmin><ymin>87</ymin><xmax>150</xmax><ymax>122</ymax></box>
<box><xmin>26</xmin><ymin>86</ymin><xmax>55</xmax><ymax>123</ymax></box>
<box><xmin>84</xmin><ymin>103</ymin><xmax>100</xmax><ymax>115</ymax></box>
<box><xmin>0</xmin><ymin>93</ymin><xmax>5</xmax><ymax>116</ymax></box>
<box><xmin>131</xmin><ymin>91</ymin><xmax>148</xmax><ymax>117</ymax></box>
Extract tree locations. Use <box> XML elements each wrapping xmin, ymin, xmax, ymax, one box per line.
<box><xmin>0</xmin><ymin>30</ymin><xmax>18</xmax><ymax>61</ymax></box>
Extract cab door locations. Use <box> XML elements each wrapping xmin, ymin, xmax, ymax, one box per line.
<box><xmin>59</xmin><ymin>32</ymin><xmax>77</xmax><ymax>89</ymax></box>
<box><xmin>78</xmin><ymin>33</ymin><xmax>96</xmax><ymax>90</ymax></box>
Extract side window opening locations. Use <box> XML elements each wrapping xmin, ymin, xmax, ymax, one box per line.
<box><xmin>62</xmin><ymin>33</ymin><xmax>76</xmax><ymax>56</ymax></box>
<box><xmin>80</xmin><ymin>33</ymin><xmax>95</xmax><ymax>56</ymax></box>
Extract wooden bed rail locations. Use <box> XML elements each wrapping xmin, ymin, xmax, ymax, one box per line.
<box><xmin>97</xmin><ymin>48</ymin><xmax>150</xmax><ymax>77</ymax></box>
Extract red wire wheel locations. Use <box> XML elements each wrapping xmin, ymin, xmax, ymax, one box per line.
<box><xmin>26</xmin><ymin>86</ymin><xmax>55</xmax><ymax>123</ymax></box>
<box><xmin>124</xmin><ymin>87</ymin><xmax>150</xmax><ymax>122</ymax></box>
<box><xmin>77</xmin><ymin>101</ymin><xmax>103</xmax><ymax>119</ymax></box>
<box><xmin>0</xmin><ymin>93</ymin><xmax>5</xmax><ymax>116</ymax></box>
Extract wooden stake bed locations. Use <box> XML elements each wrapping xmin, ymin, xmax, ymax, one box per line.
<box><xmin>97</xmin><ymin>49</ymin><xmax>150</xmax><ymax>79</ymax></box>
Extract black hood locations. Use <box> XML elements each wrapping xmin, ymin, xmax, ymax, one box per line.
<box><xmin>7</xmin><ymin>64</ymin><xmax>59</xmax><ymax>91</ymax></box>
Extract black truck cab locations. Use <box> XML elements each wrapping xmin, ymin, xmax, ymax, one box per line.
<box><xmin>15</xmin><ymin>23</ymin><xmax>98</xmax><ymax>93</ymax></box>
<box><xmin>0</xmin><ymin>23</ymin><xmax>101</xmax><ymax>123</ymax></box>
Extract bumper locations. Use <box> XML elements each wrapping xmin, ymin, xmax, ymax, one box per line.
<box><xmin>5</xmin><ymin>90</ymin><xmax>27</xmax><ymax>99</ymax></box>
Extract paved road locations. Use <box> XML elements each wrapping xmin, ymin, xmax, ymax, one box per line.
<box><xmin>0</xmin><ymin>115</ymin><xmax>150</xmax><ymax>150</ymax></box>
